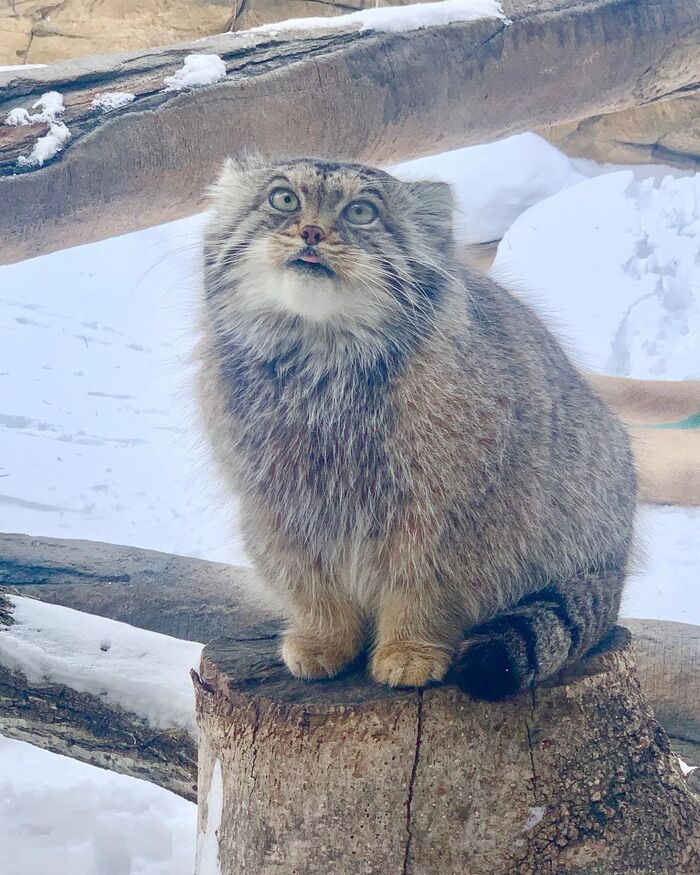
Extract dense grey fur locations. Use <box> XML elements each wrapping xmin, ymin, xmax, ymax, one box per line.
<box><xmin>196</xmin><ymin>155</ymin><xmax>637</xmax><ymax>698</ymax></box>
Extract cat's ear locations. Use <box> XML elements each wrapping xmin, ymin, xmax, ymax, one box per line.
<box><xmin>404</xmin><ymin>180</ymin><xmax>455</xmax><ymax>241</ymax></box>
<box><xmin>208</xmin><ymin>151</ymin><xmax>270</xmax><ymax>204</ymax></box>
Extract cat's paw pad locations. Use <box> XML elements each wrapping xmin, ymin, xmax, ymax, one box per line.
<box><xmin>281</xmin><ymin>633</ymin><xmax>354</xmax><ymax>680</ymax></box>
<box><xmin>370</xmin><ymin>642</ymin><xmax>450</xmax><ymax>688</ymax></box>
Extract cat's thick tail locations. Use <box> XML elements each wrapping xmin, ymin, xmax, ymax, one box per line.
<box><xmin>453</xmin><ymin>567</ymin><xmax>625</xmax><ymax>701</ymax></box>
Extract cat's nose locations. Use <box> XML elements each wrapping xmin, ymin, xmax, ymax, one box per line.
<box><xmin>300</xmin><ymin>225</ymin><xmax>326</xmax><ymax>246</ymax></box>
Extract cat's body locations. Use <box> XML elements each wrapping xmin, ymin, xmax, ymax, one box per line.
<box><xmin>197</xmin><ymin>156</ymin><xmax>637</xmax><ymax>698</ymax></box>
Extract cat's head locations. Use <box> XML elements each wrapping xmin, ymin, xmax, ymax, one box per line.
<box><xmin>204</xmin><ymin>155</ymin><xmax>455</xmax><ymax>331</ymax></box>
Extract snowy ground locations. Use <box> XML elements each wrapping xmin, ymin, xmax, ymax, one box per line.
<box><xmin>0</xmin><ymin>735</ymin><xmax>196</xmax><ymax>875</ymax></box>
<box><xmin>1</xmin><ymin>131</ymin><xmax>699</xmax><ymax>873</ymax></box>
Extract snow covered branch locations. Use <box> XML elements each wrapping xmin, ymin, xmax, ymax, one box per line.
<box><xmin>0</xmin><ymin>593</ymin><xmax>199</xmax><ymax>799</ymax></box>
<box><xmin>1</xmin><ymin>0</ymin><xmax>698</xmax><ymax>264</ymax></box>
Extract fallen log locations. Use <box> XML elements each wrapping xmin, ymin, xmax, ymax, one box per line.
<box><xmin>0</xmin><ymin>531</ymin><xmax>269</xmax><ymax>643</ymax></box>
<box><xmin>194</xmin><ymin>627</ymin><xmax>700</xmax><ymax>874</ymax></box>
<box><xmin>1</xmin><ymin>0</ymin><xmax>699</xmax><ymax>264</ymax></box>
<box><xmin>624</xmin><ymin>618</ymin><xmax>700</xmax><ymax>766</ymax></box>
<box><xmin>0</xmin><ymin>592</ymin><xmax>198</xmax><ymax>799</ymax></box>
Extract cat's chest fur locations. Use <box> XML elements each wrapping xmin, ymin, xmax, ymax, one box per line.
<box><xmin>220</xmin><ymin>339</ymin><xmax>404</xmax><ymax>547</ymax></box>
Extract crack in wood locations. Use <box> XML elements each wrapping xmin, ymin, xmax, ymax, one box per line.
<box><xmin>402</xmin><ymin>690</ymin><xmax>423</xmax><ymax>875</ymax></box>
<box><xmin>525</xmin><ymin>684</ymin><xmax>540</xmax><ymax>804</ymax></box>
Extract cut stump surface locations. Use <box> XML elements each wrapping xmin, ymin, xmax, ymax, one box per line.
<box><xmin>194</xmin><ymin>627</ymin><xmax>700</xmax><ymax>874</ymax></box>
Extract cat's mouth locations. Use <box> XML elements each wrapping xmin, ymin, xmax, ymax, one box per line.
<box><xmin>287</xmin><ymin>247</ymin><xmax>336</xmax><ymax>279</ymax></box>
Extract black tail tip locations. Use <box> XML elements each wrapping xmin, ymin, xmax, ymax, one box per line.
<box><xmin>453</xmin><ymin>637</ymin><xmax>529</xmax><ymax>702</ymax></box>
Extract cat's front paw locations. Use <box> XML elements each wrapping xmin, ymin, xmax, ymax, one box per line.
<box><xmin>370</xmin><ymin>642</ymin><xmax>451</xmax><ymax>688</ymax></box>
<box><xmin>281</xmin><ymin>632</ymin><xmax>357</xmax><ymax>680</ymax></box>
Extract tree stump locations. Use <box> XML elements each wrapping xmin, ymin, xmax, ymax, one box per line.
<box><xmin>194</xmin><ymin>627</ymin><xmax>700</xmax><ymax>874</ymax></box>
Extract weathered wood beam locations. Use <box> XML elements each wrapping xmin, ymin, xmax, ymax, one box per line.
<box><xmin>0</xmin><ymin>532</ymin><xmax>271</xmax><ymax>643</ymax></box>
<box><xmin>1</xmin><ymin>0</ymin><xmax>699</xmax><ymax>264</ymax></box>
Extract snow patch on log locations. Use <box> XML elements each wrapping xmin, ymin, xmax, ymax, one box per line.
<box><xmin>5</xmin><ymin>91</ymin><xmax>70</xmax><ymax>167</ymax></box>
<box><xmin>5</xmin><ymin>90</ymin><xmax>64</xmax><ymax>127</ymax></box>
<box><xmin>91</xmin><ymin>92</ymin><xmax>136</xmax><ymax>113</ymax></box>
<box><xmin>250</xmin><ymin>0</ymin><xmax>509</xmax><ymax>35</ymax></box>
<box><xmin>5</xmin><ymin>108</ymin><xmax>31</xmax><ymax>126</ymax></box>
<box><xmin>164</xmin><ymin>54</ymin><xmax>227</xmax><ymax>91</ymax></box>
<box><xmin>29</xmin><ymin>91</ymin><xmax>65</xmax><ymax>122</ymax></box>
<box><xmin>17</xmin><ymin>123</ymin><xmax>71</xmax><ymax>167</ymax></box>
<box><xmin>0</xmin><ymin>595</ymin><xmax>201</xmax><ymax>731</ymax></box>
<box><xmin>0</xmin><ymin>64</ymin><xmax>46</xmax><ymax>72</ymax></box>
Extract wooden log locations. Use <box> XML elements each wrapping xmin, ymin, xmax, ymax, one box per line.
<box><xmin>624</xmin><ymin>618</ymin><xmax>700</xmax><ymax>765</ymax></box>
<box><xmin>194</xmin><ymin>627</ymin><xmax>700</xmax><ymax>874</ymax></box>
<box><xmin>0</xmin><ymin>592</ymin><xmax>197</xmax><ymax>799</ymax></box>
<box><xmin>0</xmin><ymin>532</ymin><xmax>270</xmax><ymax>643</ymax></box>
<box><xmin>1</xmin><ymin>0</ymin><xmax>699</xmax><ymax>264</ymax></box>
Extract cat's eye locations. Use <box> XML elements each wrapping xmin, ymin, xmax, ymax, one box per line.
<box><xmin>269</xmin><ymin>188</ymin><xmax>299</xmax><ymax>213</ymax></box>
<box><xmin>343</xmin><ymin>200</ymin><xmax>378</xmax><ymax>225</ymax></box>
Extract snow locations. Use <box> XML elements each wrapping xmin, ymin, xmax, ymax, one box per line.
<box><xmin>92</xmin><ymin>92</ymin><xmax>136</xmax><ymax>112</ymax></box>
<box><xmin>0</xmin><ymin>211</ymin><xmax>243</xmax><ymax>563</ymax></box>
<box><xmin>5</xmin><ymin>90</ymin><xmax>65</xmax><ymax>127</ymax></box>
<box><xmin>6</xmin><ymin>90</ymin><xmax>71</xmax><ymax>167</ymax></box>
<box><xmin>164</xmin><ymin>54</ymin><xmax>227</xmax><ymax>91</ymax></box>
<box><xmin>0</xmin><ymin>595</ymin><xmax>201</xmax><ymax>732</ymax></box>
<box><xmin>17</xmin><ymin>121</ymin><xmax>71</xmax><ymax>167</ymax></box>
<box><xmin>5</xmin><ymin>107</ymin><xmax>31</xmax><ymax>126</ymax></box>
<box><xmin>30</xmin><ymin>90</ymin><xmax>65</xmax><ymax>121</ymax></box>
<box><xmin>0</xmin><ymin>63</ymin><xmax>46</xmax><ymax>71</ymax></box>
<box><xmin>392</xmin><ymin>132</ymin><xmax>586</xmax><ymax>245</ymax></box>
<box><xmin>493</xmin><ymin>171</ymin><xmax>700</xmax><ymax>379</ymax></box>
<box><xmin>623</xmin><ymin>506</ymin><xmax>700</xmax><ymax>624</ymax></box>
<box><xmin>194</xmin><ymin>760</ymin><xmax>223</xmax><ymax>875</ymax></box>
<box><xmin>250</xmin><ymin>0</ymin><xmax>508</xmax><ymax>35</ymax></box>
<box><xmin>0</xmin><ymin>734</ymin><xmax>195</xmax><ymax>875</ymax></box>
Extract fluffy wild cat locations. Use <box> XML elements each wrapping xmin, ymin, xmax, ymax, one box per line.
<box><xmin>196</xmin><ymin>155</ymin><xmax>637</xmax><ymax>700</ymax></box>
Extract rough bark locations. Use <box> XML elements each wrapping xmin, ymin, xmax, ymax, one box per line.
<box><xmin>195</xmin><ymin>627</ymin><xmax>700</xmax><ymax>874</ymax></box>
<box><xmin>0</xmin><ymin>593</ymin><xmax>197</xmax><ymax>799</ymax></box>
<box><xmin>1</xmin><ymin>0</ymin><xmax>699</xmax><ymax>264</ymax></box>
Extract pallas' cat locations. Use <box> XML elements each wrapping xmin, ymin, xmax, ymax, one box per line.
<box><xmin>196</xmin><ymin>155</ymin><xmax>636</xmax><ymax>699</ymax></box>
